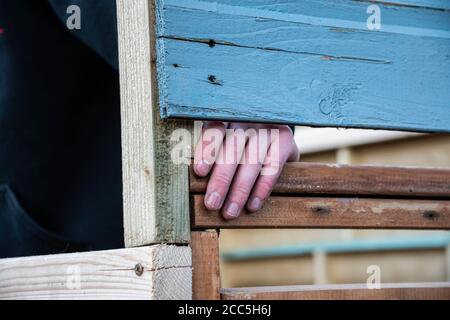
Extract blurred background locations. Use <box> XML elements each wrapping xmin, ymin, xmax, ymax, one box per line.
<box><xmin>219</xmin><ymin>128</ymin><xmax>450</xmax><ymax>287</ymax></box>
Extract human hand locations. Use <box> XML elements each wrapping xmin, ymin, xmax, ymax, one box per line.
<box><xmin>193</xmin><ymin>122</ymin><xmax>299</xmax><ymax>220</ymax></box>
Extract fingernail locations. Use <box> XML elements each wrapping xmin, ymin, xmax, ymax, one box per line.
<box><xmin>224</xmin><ymin>202</ymin><xmax>240</xmax><ymax>219</ymax></box>
<box><xmin>205</xmin><ymin>191</ymin><xmax>221</xmax><ymax>210</ymax></box>
<box><xmin>248</xmin><ymin>197</ymin><xmax>262</xmax><ymax>211</ymax></box>
<box><xmin>196</xmin><ymin>160</ymin><xmax>209</xmax><ymax>176</ymax></box>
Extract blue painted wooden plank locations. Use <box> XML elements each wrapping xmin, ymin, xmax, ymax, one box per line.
<box><xmin>221</xmin><ymin>234</ymin><xmax>450</xmax><ymax>261</ymax></box>
<box><xmin>367</xmin><ymin>0</ymin><xmax>450</xmax><ymax>10</ymax></box>
<box><xmin>156</xmin><ymin>0</ymin><xmax>450</xmax><ymax>132</ymax></box>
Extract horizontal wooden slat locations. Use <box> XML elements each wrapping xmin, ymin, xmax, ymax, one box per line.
<box><xmin>156</xmin><ymin>0</ymin><xmax>450</xmax><ymax>132</ymax></box>
<box><xmin>0</xmin><ymin>245</ymin><xmax>191</xmax><ymax>300</ymax></box>
<box><xmin>190</xmin><ymin>162</ymin><xmax>450</xmax><ymax>198</ymax></box>
<box><xmin>221</xmin><ymin>283</ymin><xmax>450</xmax><ymax>300</ymax></box>
<box><xmin>192</xmin><ymin>195</ymin><xmax>450</xmax><ymax>229</ymax></box>
<box><xmin>370</xmin><ymin>1</ymin><xmax>450</xmax><ymax>10</ymax></box>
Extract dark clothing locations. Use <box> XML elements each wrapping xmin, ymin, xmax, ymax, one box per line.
<box><xmin>0</xmin><ymin>0</ymin><xmax>123</xmax><ymax>258</ymax></box>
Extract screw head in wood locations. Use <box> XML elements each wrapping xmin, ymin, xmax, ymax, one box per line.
<box><xmin>134</xmin><ymin>263</ymin><xmax>144</xmax><ymax>276</ymax></box>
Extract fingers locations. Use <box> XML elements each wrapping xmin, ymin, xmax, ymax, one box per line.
<box><xmin>286</xmin><ymin>127</ymin><xmax>300</xmax><ymax>162</ymax></box>
<box><xmin>193</xmin><ymin>121</ymin><xmax>227</xmax><ymax>177</ymax></box>
<box><xmin>198</xmin><ymin>122</ymin><xmax>299</xmax><ymax>219</ymax></box>
<box><xmin>204</xmin><ymin>123</ymin><xmax>248</xmax><ymax>211</ymax></box>
<box><xmin>221</xmin><ymin>128</ymin><xmax>269</xmax><ymax>219</ymax></box>
<box><xmin>246</xmin><ymin>126</ymin><xmax>297</xmax><ymax>212</ymax></box>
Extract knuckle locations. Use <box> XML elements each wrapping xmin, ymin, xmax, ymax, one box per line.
<box><xmin>213</xmin><ymin>170</ymin><xmax>232</xmax><ymax>187</ymax></box>
<box><xmin>203</xmin><ymin>128</ymin><xmax>223</xmax><ymax>141</ymax></box>
<box><xmin>256</xmin><ymin>178</ymin><xmax>274</xmax><ymax>196</ymax></box>
<box><xmin>232</xmin><ymin>182</ymin><xmax>251</xmax><ymax>197</ymax></box>
<box><xmin>265</xmin><ymin>158</ymin><xmax>283</xmax><ymax>170</ymax></box>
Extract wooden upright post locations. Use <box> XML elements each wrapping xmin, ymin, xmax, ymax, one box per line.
<box><xmin>116</xmin><ymin>0</ymin><xmax>193</xmax><ymax>299</ymax></box>
<box><xmin>116</xmin><ymin>0</ymin><xmax>192</xmax><ymax>247</ymax></box>
<box><xmin>192</xmin><ymin>231</ymin><xmax>221</xmax><ymax>300</ymax></box>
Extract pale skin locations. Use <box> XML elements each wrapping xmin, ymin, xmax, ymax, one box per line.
<box><xmin>193</xmin><ymin>122</ymin><xmax>299</xmax><ymax>220</ymax></box>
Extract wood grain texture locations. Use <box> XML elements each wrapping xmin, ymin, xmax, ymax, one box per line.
<box><xmin>190</xmin><ymin>162</ymin><xmax>450</xmax><ymax>198</ymax></box>
<box><xmin>156</xmin><ymin>0</ymin><xmax>450</xmax><ymax>132</ymax></box>
<box><xmin>192</xmin><ymin>195</ymin><xmax>450</xmax><ymax>229</ymax></box>
<box><xmin>221</xmin><ymin>282</ymin><xmax>450</xmax><ymax>300</ymax></box>
<box><xmin>0</xmin><ymin>245</ymin><xmax>192</xmax><ymax>300</ymax></box>
<box><xmin>191</xmin><ymin>231</ymin><xmax>221</xmax><ymax>300</ymax></box>
<box><xmin>117</xmin><ymin>0</ymin><xmax>191</xmax><ymax>246</ymax></box>
<box><xmin>366</xmin><ymin>0</ymin><xmax>450</xmax><ymax>10</ymax></box>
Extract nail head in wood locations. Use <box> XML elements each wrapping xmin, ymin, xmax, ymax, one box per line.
<box><xmin>134</xmin><ymin>263</ymin><xmax>144</xmax><ymax>276</ymax></box>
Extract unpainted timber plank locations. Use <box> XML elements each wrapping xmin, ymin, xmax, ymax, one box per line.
<box><xmin>191</xmin><ymin>230</ymin><xmax>221</xmax><ymax>300</ymax></box>
<box><xmin>117</xmin><ymin>0</ymin><xmax>191</xmax><ymax>246</ymax></box>
<box><xmin>192</xmin><ymin>195</ymin><xmax>450</xmax><ymax>229</ymax></box>
<box><xmin>221</xmin><ymin>282</ymin><xmax>450</xmax><ymax>300</ymax></box>
<box><xmin>0</xmin><ymin>245</ymin><xmax>192</xmax><ymax>300</ymax></box>
<box><xmin>190</xmin><ymin>162</ymin><xmax>450</xmax><ymax>198</ymax></box>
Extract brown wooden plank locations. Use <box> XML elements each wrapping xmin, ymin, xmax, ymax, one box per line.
<box><xmin>191</xmin><ymin>230</ymin><xmax>221</xmax><ymax>300</ymax></box>
<box><xmin>192</xmin><ymin>195</ymin><xmax>450</xmax><ymax>229</ymax></box>
<box><xmin>221</xmin><ymin>283</ymin><xmax>450</xmax><ymax>300</ymax></box>
<box><xmin>190</xmin><ymin>162</ymin><xmax>450</xmax><ymax>198</ymax></box>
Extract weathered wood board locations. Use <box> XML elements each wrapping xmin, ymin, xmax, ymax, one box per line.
<box><xmin>221</xmin><ymin>283</ymin><xmax>450</xmax><ymax>300</ymax></box>
<box><xmin>0</xmin><ymin>245</ymin><xmax>192</xmax><ymax>300</ymax></box>
<box><xmin>190</xmin><ymin>162</ymin><xmax>450</xmax><ymax>198</ymax></box>
<box><xmin>155</xmin><ymin>0</ymin><xmax>450</xmax><ymax>132</ymax></box>
<box><xmin>191</xmin><ymin>231</ymin><xmax>221</xmax><ymax>300</ymax></box>
<box><xmin>117</xmin><ymin>0</ymin><xmax>192</xmax><ymax>247</ymax></box>
<box><xmin>192</xmin><ymin>195</ymin><xmax>450</xmax><ymax>229</ymax></box>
